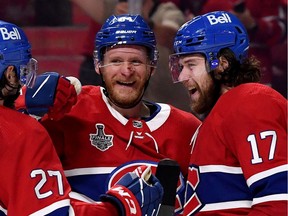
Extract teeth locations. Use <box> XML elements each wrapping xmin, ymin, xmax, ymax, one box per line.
<box><xmin>189</xmin><ymin>87</ymin><xmax>197</xmax><ymax>94</ymax></box>
<box><xmin>119</xmin><ymin>81</ymin><xmax>133</xmax><ymax>85</ymax></box>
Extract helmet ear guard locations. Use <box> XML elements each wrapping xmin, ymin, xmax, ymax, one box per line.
<box><xmin>208</xmin><ymin>52</ymin><xmax>219</xmax><ymax>71</ymax></box>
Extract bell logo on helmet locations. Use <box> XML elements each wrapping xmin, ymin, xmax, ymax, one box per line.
<box><xmin>0</xmin><ymin>27</ymin><xmax>21</xmax><ymax>40</ymax></box>
<box><xmin>206</xmin><ymin>12</ymin><xmax>232</xmax><ymax>25</ymax></box>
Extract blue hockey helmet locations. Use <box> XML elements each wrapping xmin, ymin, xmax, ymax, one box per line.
<box><xmin>0</xmin><ymin>20</ymin><xmax>37</xmax><ymax>87</ymax></box>
<box><xmin>94</xmin><ymin>14</ymin><xmax>158</xmax><ymax>65</ymax></box>
<box><xmin>170</xmin><ymin>11</ymin><xmax>249</xmax><ymax>81</ymax></box>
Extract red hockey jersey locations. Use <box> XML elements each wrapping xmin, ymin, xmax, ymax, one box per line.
<box><xmin>183</xmin><ymin>83</ymin><xmax>287</xmax><ymax>215</ymax></box>
<box><xmin>41</xmin><ymin>86</ymin><xmax>201</xmax><ymax>214</ymax></box>
<box><xmin>0</xmin><ymin>105</ymin><xmax>129</xmax><ymax>216</ymax></box>
<box><xmin>0</xmin><ymin>106</ymin><xmax>73</xmax><ymax>215</ymax></box>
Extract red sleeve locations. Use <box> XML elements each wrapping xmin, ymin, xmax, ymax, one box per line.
<box><xmin>221</xmin><ymin>89</ymin><xmax>287</xmax><ymax>215</ymax></box>
<box><xmin>72</xmin><ymin>199</ymin><xmax>120</xmax><ymax>216</ymax></box>
<box><xmin>0</xmin><ymin>108</ymin><xmax>126</xmax><ymax>215</ymax></box>
<box><xmin>0</xmin><ymin>109</ymin><xmax>72</xmax><ymax>215</ymax></box>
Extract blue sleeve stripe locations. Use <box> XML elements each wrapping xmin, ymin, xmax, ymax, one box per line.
<box><xmin>0</xmin><ymin>205</ymin><xmax>7</xmax><ymax>215</ymax></box>
<box><xmin>199</xmin><ymin>165</ymin><xmax>242</xmax><ymax>174</ymax></box>
<box><xmin>67</xmin><ymin>174</ymin><xmax>108</xmax><ymax>201</ymax></box>
<box><xmin>195</xmin><ymin>172</ymin><xmax>252</xmax><ymax>203</ymax></box>
<box><xmin>247</xmin><ymin>164</ymin><xmax>288</xmax><ymax>186</ymax></box>
<box><xmin>64</xmin><ymin>167</ymin><xmax>116</xmax><ymax>177</ymax></box>
<box><xmin>45</xmin><ymin>206</ymin><xmax>71</xmax><ymax>216</ymax></box>
<box><xmin>250</xmin><ymin>170</ymin><xmax>288</xmax><ymax>198</ymax></box>
<box><xmin>201</xmin><ymin>200</ymin><xmax>252</xmax><ymax>212</ymax></box>
<box><xmin>253</xmin><ymin>193</ymin><xmax>288</xmax><ymax>205</ymax></box>
<box><xmin>194</xmin><ymin>166</ymin><xmax>287</xmax><ymax>204</ymax></box>
<box><xmin>29</xmin><ymin>199</ymin><xmax>71</xmax><ymax>216</ymax></box>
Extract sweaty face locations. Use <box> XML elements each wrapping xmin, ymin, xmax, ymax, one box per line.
<box><xmin>178</xmin><ymin>54</ymin><xmax>217</xmax><ymax>115</ymax></box>
<box><xmin>99</xmin><ymin>45</ymin><xmax>153</xmax><ymax>108</ymax></box>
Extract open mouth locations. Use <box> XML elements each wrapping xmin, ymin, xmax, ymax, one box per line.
<box><xmin>116</xmin><ymin>81</ymin><xmax>136</xmax><ymax>88</ymax></box>
<box><xmin>190</xmin><ymin>87</ymin><xmax>197</xmax><ymax>95</ymax></box>
<box><xmin>116</xmin><ymin>81</ymin><xmax>136</xmax><ymax>90</ymax></box>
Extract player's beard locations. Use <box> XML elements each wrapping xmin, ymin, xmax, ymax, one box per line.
<box><xmin>104</xmin><ymin>73</ymin><xmax>151</xmax><ymax>109</ymax></box>
<box><xmin>190</xmin><ymin>76</ymin><xmax>220</xmax><ymax>117</ymax></box>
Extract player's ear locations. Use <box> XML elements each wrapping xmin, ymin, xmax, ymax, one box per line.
<box><xmin>4</xmin><ymin>66</ymin><xmax>17</xmax><ymax>82</ymax></box>
<box><xmin>150</xmin><ymin>66</ymin><xmax>156</xmax><ymax>76</ymax></box>
<box><xmin>213</xmin><ymin>56</ymin><xmax>229</xmax><ymax>77</ymax></box>
<box><xmin>95</xmin><ymin>62</ymin><xmax>101</xmax><ymax>74</ymax></box>
<box><xmin>93</xmin><ymin>51</ymin><xmax>101</xmax><ymax>75</ymax></box>
<box><xmin>218</xmin><ymin>56</ymin><xmax>229</xmax><ymax>72</ymax></box>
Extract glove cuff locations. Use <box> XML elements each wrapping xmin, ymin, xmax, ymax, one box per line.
<box><xmin>25</xmin><ymin>72</ymin><xmax>59</xmax><ymax>116</ymax></box>
<box><xmin>101</xmin><ymin>185</ymin><xmax>141</xmax><ymax>216</ymax></box>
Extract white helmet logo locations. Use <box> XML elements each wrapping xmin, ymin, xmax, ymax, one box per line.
<box><xmin>207</xmin><ymin>13</ymin><xmax>232</xmax><ymax>25</ymax></box>
<box><xmin>0</xmin><ymin>27</ymin><xmax>21</xmax><ymax>40</ymax></box>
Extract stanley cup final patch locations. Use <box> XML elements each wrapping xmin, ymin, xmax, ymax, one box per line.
<box><xmin>90</xmin><ymin>123</ymin><xmax>114</xmax><ymax>151</ymax></box>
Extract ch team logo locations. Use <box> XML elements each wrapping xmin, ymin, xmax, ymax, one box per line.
<box><xmin>108</xmin><ymin>161</ymin><xmax>186</xmax><ymax>215</ymax></box>
<box><xmin>90</xmin><ymin>123</ymin><xmax>114</xmax><ymax>151</ymax></box>
<box><xmin>183</xmin><ymin>166</ymin><xmax>203</xmax><ymax>215</ymax></box>
<box><xmin>107</xmin><ymin>161</ymin><xmax>158</xmax><ymax>189</ymax></box>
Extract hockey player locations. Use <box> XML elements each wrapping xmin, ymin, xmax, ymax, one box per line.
<box><xmin>169</xmin><ymin>11</ymin><xmax>288</xmax><ymax>215</ymax></box>
<box><xmin>0</xmin><ymin>20</ymin><xmax>163</xmax><ymax>216</ymax></box>
<box><xmin>23</xmin><ymin>14</ymin><xmax>201</xmax><ymax>214</ymax></box>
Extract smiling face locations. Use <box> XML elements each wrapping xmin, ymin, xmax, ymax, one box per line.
<box><xmin>178</xmin><ymin>54</ymin><xmax>217</xmax><ymax>115</ymax></box>
<box><xmin>97</xmin><ymin>45</ymin><xmax>154</xmax><ymax>108</ymax></box>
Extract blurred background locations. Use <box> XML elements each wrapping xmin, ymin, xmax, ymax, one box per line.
<box><xmin>0</xmin><ymin>0</ymin><xmax>286</xmax><ymax>103</ymax></box>
<box><xmin>0</xmin><ymin>0</ymin><xmax>89</xmax><ymax>79</ymax></box>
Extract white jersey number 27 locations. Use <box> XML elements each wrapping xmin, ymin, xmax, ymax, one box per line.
<box><xmin>30</xmin><ymin>169</ymin><xmax>64</xmax><ymax>199</ymax></box>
